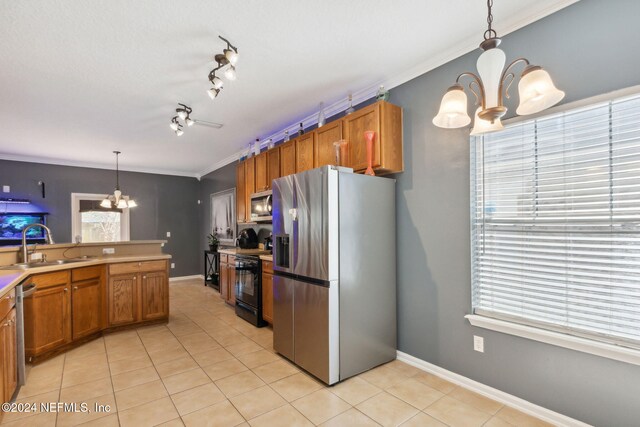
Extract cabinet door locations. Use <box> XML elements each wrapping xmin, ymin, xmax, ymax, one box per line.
<box><xmin>236</xmin><ymin>162</ymin><xmax>246</xmax><ymax>223</ymax></box>
<box><xmin>245</xmin><ymin>156</ymin><xmax>256</xmax><ymax>221</ymax></box>
<box><xmin>315</xmin><ymin>121</ymin><xmax>343</xmax><ymax>168</ymax></box>
<box><xmin>220</xmin><ymin>263</ymin><xmax>229</xmax><ymax>301</ymax></box>
<box><xmin>0</xmin><ymin>314</ymin><xmax>4</xmax><ymax>403</ymax></box>
<box><xmin>296</xmin><ymin>133</ymin><xmax>315</xmax><ymax>173</ymax></box>
<box><xmin>108</xmin><ymin>274</ymin><xmax>138</xmax><ymax>326</ymax></box>
<box><xmin>228</xmin><ymin>264</ymin><xmax>236</xmax><ymax>306</ymax></box>
<box><xmin>141</xmin><ymin>271</ymin><xmax>168</xmax><ymax>321</ymax></box>
<box><xmin>3</xmin><ymin>309</ymin><xmax>17</xmax><ymax>402</ymax></box>
<box><xmin>262</xmin><ymin>273</ymin><xmax>273</xmax><ymax>324</ymax></box>
<box><xmin>267</xmin><ymin>148</ymin><xmax>280</xmax><ymax>189</ymax></box>
<box><xmin>72</xmin><ymin>278</ymin><xmax>102</xmax><ymax>340</ymax></box>
<box><xmin>255</xmin><ymin>152</ymin><xmax>268</xmax><ymax>192</ymax></box>
<box><xmin>343</xmin><ymin>103</ymin><xmax>381</xmax><ymax>172</ymax></box>
<box><xmin>24</xmin><ymin>285</ymin><xmax>71</xmax><ymax>355</ymax></box>
<box><xmin>280</xmin><ymin>141</ymin><xmax>296</xmax><ymax>177</ymax></box>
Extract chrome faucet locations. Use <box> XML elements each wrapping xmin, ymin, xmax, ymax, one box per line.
<box><xmin>21</xmin><ymin>224</ymin><xmax>55</xmax><ymax>262</ymax></box>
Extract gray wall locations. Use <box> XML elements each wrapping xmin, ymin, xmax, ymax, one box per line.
<box><xmin>198</xmin><ymin>161</ymin><xmax>237</xmax><ymax>256</ymax></box>
<box><xmin>0</xmin><ymin>160</ymin><xmax>200</xmax><ymax>277</ymax></box>
<box><xmin>391</xmin><ymin>1</ymin><xmax>640</xmax><ymax>426</ymax></box>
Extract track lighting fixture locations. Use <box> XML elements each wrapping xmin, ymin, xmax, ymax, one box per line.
<box><xmin>207</xmin><ymin>35</ymin><xmax>239</xmax><ymax>100</ymax></box>
<box><xmin>169</xmin><ymin>104</ymin><xmax>223</xmax><ymax>137</ymax></box>
<box><xmin>176</xmin><ymin>103</ymin><xmax>192</xmax><ymax>121</ymax></box>
<box><xmin>170</xmin><ymin>116</ymin><xmax>180</xmax><ymax>131</ymax></box>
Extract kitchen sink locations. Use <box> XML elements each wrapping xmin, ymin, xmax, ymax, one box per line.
<box><xmin>0</xmin><ymin>257</ymin><xmax>94</xmax><ymax>270</ymax></box>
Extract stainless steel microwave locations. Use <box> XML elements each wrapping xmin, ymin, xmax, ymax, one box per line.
<box><xmin>250</xmin><ymin>190</ymin><xmax>272</xmax><ymax>222</ymax></box>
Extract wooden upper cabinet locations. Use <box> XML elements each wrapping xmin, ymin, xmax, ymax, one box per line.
<box><xmin>267</xmin><ymin>148</ymin><xmax>280</xmax><ymax>189</ymax></box>
<box><xmin>254</xmin><ymin>152</ymin><xmax>269</xmax><ymax>192</ymax></box>
<box><xmin>236</xmin><ymin>162</ymin><xmax>246</xmax><ymax>223</ymax></box>
<box><xmin>343</xmin><ymin>101</ymin><xmax>403</xmax><ymax>174</ymax></box>
<box><xmin>245</xmin><ymin>157</ymin><xmax>256</xmax><ymax>219</ymax></box>
<box><xmin>280</xmin><ymin>140</ymin><xmax>296</xmax><ymax>177</ymax></box>
<box><xmin>315</xmin><ymin>121</ymin><xmax>344</xmax><ymax>168</ymax></box>
<box><xmin>296</xmin><ymin>133</ymin><xmax>315</xmax><ymax>173</ymax></box>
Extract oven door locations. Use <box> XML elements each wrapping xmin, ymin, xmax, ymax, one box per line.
<box><xmin>250</xmin><ymin>190</ymin><xmax>272</xmax><ymax>222</ymax></box>
<box><xmin>235</xmin><ymin>257</ymin><xmax>260</xmax><ymax>307</ymax></box>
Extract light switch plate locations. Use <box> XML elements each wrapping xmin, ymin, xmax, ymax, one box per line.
<box><xmin>473</xmin><ymin>335</ymin><xmax>484</xmax><ymax>353</ymax></box>
<box><xmin>170</xmin><ymin>263</ymin><xmax>175</xmax><ymax>269</ymax></box>
<box><xmin>2</xmin><ymin>185</ymin><xmax>9</xmax><ymax>193</ymax></box>
<box><xmin>166</xmin><ymin>231</ymin><xmax>171</xmax><ymax>237</ymax></box>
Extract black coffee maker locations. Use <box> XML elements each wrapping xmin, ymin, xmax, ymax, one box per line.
<box><xmin>236</xmin><ymin>228</ymin><xmax>259</xmax><ymax>249</ymax></box>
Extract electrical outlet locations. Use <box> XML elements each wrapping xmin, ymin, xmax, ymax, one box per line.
<box><xmin>30</xmin><ymin>252</ymin><xmax>43</xmax><ymax>261</ymax></box>
<box><xmin>2</xmin><ymin>185</ymin><xmax>9</xmax><ymax>193</ymax></box>
<box><xmin>197</xmin><ymin>200</ymin><xmax>201</xmax><ymax>204</ymax></box>
<box><xmin>102</xmin><ymin>248</ymin><xmax>115</xmax><ymax>255</ymax></box>
<box><xmin>474</xmin><ymin>335</ymin><xmax>484</xmax><ymax>353</ymax></box>
<box><xmin>166</xmin><ymin>231</ymin><xmax>171</xmax><ymax>237</ymax></box>
<box><xmin>170</xmin><ymin>263</ymin><xmax>175</xmax><ymax>269</ymax></box>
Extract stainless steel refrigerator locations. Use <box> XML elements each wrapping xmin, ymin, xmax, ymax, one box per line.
<box><xmin>272</xmin><ymin>165</ymin><xmax>396</xmax><ymax>385</ymax></box>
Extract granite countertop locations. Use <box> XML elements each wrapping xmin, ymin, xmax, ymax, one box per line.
<box><xmin>0</xmin><ymin>254</ymin><xmax>171</xmax><ymax>298</ymax></box>
<box><xmin>218</xmin><ymin>248</ymin><xmax>271</xmax><ymax>256</ymax></box>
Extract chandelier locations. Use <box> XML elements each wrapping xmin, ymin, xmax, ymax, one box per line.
<box><xmin>433</xmin><ymin>0</ymin><xmax>565</xmax><ymax>135</ymax></box>
<box><xmin>101</xmin><ymin>151</ymin><xmax>137</xmax><ymax>209</ymax></box>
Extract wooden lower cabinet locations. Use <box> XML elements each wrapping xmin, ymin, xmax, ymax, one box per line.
<box><xmin>1</xmin><ymin>307</ymin><xmax>17</xmax><ymax>402</ymax></box>
<box><xmin>108</xmin><ymin>273</ymin><xmax>137</xmax><ymax>326</ymax></box>
<box><xmin>23</xmin><ymin>260</ymin><xmax>168</xmax><ymax>360</ymax></box>
<box><xmin>25</xmin><ymin>282</ymin><xmax>72</xmax><ymax>356</ymax></box>
<box><xmin>261</xmin><ymin>271</ymin><xmax>273</xmax><ymax>324</ymax></box>
<box><xmin>107</xmin><ymin>261</ymin><xmax>169</xmax><ymax>327</ymax></box>
<box><xmin>141</xmin><ymin>271</ymin><xmax>168</xmax><ymax>320</ymax></box>
<box><xmin>219</xmin><ymin>255</ymin><xmax>236</xmax><ymax>306</ymax></box>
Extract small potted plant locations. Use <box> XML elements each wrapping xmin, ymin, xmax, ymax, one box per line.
<box><xmin>207</xmin><ymin>233</ymin><xmax>219</xmax><ymax>252</ymax></box>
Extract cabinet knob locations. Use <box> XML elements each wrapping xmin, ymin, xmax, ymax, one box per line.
<box><xmin>138</xmin><ymin>262</ymin><xmax>142</xmax><ymax>266</ymax></box>
<box><xmin>143</xmin><ymin>275</ymin><xmax>146</xmax><ymax>279</ymax></box>
<box><xmin>64</xmin><ymin>288</ymin><xmax>68</xmax><ymax>292</ymax></box>
<box><xmin>133</xmin><ymin>277</ymin><xmax>137</xmax><ymax>280</ymax></box>
<box><xmin>73</xmin><ymin>286</ymin><xmax>78</xmax><ymax>291</ymax></box>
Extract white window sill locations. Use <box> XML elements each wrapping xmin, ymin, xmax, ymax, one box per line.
<box><xmin>465</xmin><ymin>314</ymin><xmax>640</xmax><ymax>367</ymax></box>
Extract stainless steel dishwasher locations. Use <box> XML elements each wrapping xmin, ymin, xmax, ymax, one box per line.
<box><xmin>15</xmin><ymin>280</ymin><xmax>37</xmax><ymax>390</ymax></box>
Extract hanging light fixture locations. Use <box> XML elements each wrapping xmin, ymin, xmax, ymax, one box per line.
<box><xmin>433</xmin><ymin>0</ymin><xmax>565</xmax><ymax>133</ymax></box>
<box><xmin>207</xmin><ymin>35</ymin><xmax>239</xmax><ymax>100</ymax></box>
<box><xmin>101</xmin><ymin>151</ymin><xmax>137</xmax><ymax>209</ymax></box>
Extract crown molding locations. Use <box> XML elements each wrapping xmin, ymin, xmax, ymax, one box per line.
<box><xmin>198</xmin><ymin>0</ymin><xmax>579</xmax><ymax>176</ymax></box>
<box><xmin>0</xmin><ymin>153</ymin><xmax>199</xmax><ymax>179</ymax></box>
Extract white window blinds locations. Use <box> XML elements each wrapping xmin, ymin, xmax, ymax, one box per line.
<box><xmin>471</xmin><ymin>93</ymin><xmax>640</xmax><ymax>349</ymax></box>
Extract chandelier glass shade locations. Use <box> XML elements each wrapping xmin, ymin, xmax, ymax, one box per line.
<box><xmin>433</xmin><ymin>0</ymin><xmax>564</xmax><ymax>134</ymax></box>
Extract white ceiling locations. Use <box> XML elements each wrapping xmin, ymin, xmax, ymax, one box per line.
<box><xmin>0</xmin><ymin>0</ymin><xmax>577</xmax><ymax>178</ymax></box>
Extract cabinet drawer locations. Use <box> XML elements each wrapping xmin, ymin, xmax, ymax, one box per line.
<box><xmin>262</xmin><ymin>260</ymin><xmax>273</xmax><ymax>274</ymax></box>
<box><xmin>109</xmin><ymin>260</ymin><xmax>167</xmax><ymax>275</ymax></box>
<box><xmin>0</xmin><ymin>287</ymin><xmax>15</xmax><ymax>320</ymax></box>
<box><xmin>72</xmin><ymin>265</ymin><xmax>103</xmax><ymax>282</ymax></box>
<box><xmin>220</xmin><ymin>254</ymin><xmax>228</xmax><ymax>264</ymax></box>
<box><xmin>31</xmin><ymin>270</ymin><xmax>70</xmax><ymax>289</ymax></box>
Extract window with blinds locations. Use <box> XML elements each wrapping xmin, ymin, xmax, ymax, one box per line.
<box><xmin>471</xmin><ymin>93</ymin><xmax>640</xmax><ymax>349</ymax></box>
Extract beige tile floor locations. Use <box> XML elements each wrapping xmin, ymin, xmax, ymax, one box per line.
<box><xmin>0</xmin><ymin>279</ymin><xmax>554</xmax><ymax>427</ymax></box>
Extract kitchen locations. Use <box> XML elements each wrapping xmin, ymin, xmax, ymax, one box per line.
<box><xmin>1</xmin><ymin>1</ymin><xmax>640</xmax><ymax>426</ymax></box>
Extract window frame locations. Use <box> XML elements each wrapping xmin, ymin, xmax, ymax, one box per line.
<box><xmin>467</xmin><ymin>85</ymin><xmax>640</xmax><ymax>366</ymax></box>
<box><xmin>71</xmin><ymin>192</ymin><xmax>130</xmax><ymax>242</ymax></box>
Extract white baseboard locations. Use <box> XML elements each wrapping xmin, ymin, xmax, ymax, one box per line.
<box><xmin>169</xmin><ymin>275</ymin><xmax>204</xmax><ymax>282</ymax></box>
<box><xmin>396</xmin><ymin>351</ymin><xmax>590</xmax><ymax>427</ymax></box>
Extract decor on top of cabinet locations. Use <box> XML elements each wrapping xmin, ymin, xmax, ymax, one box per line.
<box><xmin>345</xmin><ymin>94</ymin><xmax>355</xmax><ymax>115</ymax></box>
<box><xmin>211</xmin><ymin>188</ymin><xmax>236</xmax><ymax>245</ymax></box>
<box><xmin>207</xmin><ymin>233</ymin><xmax>219</xmax><ymax>252</ymax></box>
<box><xmin>317</xmin><ymin>102</ymin><xmax>326</xmax><ymax>127</ymax></box>
<box><xmin>254</xmin><ymin>138</ymin><xmax>261</xmax><ymax>156</ymax></box>
<box><xmin>376</xmin><ymin>86</ymin><xmax>390</xmax><ymax>101</ymax></box>
<box><xmin>297</xmin><ymin>123</ymin><xmax>304</xmax><ymax>136</ymax></box>
<box><xmin>432</xmin><ymin>0</ymin><xmax>564</xmax><ymax>134</ymax></box>
<box><xmin>364</xmin><ymin>131</ymin><xmax>376</xmax><ymax>176</ymax></box>
<box><xmin>284</xmin><ymin>130</ymin><xmax>290</xmax><ymax>142</ymax></box>
<box><xmin>333</xmin><ymin>139</ymin><xmax>349</xmax><ymax>167</ymax></box>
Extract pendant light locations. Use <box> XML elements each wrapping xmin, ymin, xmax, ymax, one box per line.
<box><xmin>433</xmin><ymin>0</ymin><xmax>565</xmax><ymax>133</ymax></box>
<box><xmin>101</xmin><ymin>151</ymin><xmax>137</xmax><ymax>209</ymax></box>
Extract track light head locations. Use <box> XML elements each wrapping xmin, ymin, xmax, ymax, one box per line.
<box><xmin>170</xmin><ymin>116</ymin><xmax>180</xmax><ymax>131</ymax></box>
<box><xmin>224</xmin><ymin>48</ymin><xmax>239</xmax><ymax>66</ymax></box>
<box><xmin>207</xmin><ymin>87</ymin><xmax>221</xmax><ymax>99</ymax></box>
<box><xmin>186</xmin><ymin>117</ymin><xmax>195</xmax><ymax>127</ymax></box>
<box><xmin>224</xmin><ymin>66</ymin><xmax>237</xmax><ymax>81</ymax></box>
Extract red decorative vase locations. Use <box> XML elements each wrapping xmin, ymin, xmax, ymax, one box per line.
<box><xmin>364</xmin><ymin>131</ymin><xmax>375</xmax><ymax>176</ymax></box>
